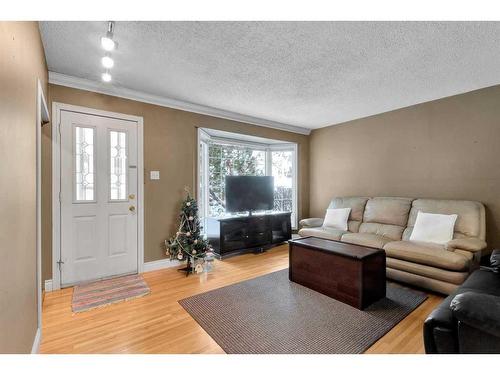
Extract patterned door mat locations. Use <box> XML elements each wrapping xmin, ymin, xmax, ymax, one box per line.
<box><xmin>72</xmin><ymin>274</ymin><xmax>150</xmax><ymax>313</ymax></box>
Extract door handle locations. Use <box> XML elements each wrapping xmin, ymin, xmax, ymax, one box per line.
<box><xmin>129</xmin><ymin>205</ymin><xmax>136</xmax><ymax>212</ymax></box>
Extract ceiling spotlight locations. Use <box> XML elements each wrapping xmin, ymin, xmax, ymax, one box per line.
<box><xmin>101</xmin><ymin>55</ymin><xmax>114</xmax><ymax>69</ymax></box>
<box><xmin>101</xmin><ymin>36</ymin><xmax>116</xmax><ymax>51</ymax></box>
<box><xmin>100</xmin><ymin>21</ymin><xmax>117</xmax><ymax>51</ymax></box>
<box><xmin>101</xmin><ymin>71</ymin><xmax>112</xmax><ymax>82</ymax></box>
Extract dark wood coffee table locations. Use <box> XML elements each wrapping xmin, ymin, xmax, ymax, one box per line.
<box><xmin>289</xmin><ymin>236</ymin><xmax>386</xmax><ymax>310</ymax></box>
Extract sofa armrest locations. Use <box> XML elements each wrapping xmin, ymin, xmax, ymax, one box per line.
<box><xmin>445</xmin><ymin>238</ymin><xmax>487</xmax><ymax>253</ymax></box>
<box><xmin>450</xmin><ymin>292</ymin><xmax>500</xmax><ymax>338</ymax></box>
<box><xmin>299</xmin><ymin>218</ymin><xmax>324</xmax><ymax>228</ymax></box>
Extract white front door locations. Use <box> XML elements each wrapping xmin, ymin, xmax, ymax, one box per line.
<box><xmin>60</xmin><ymin>110</ymin><xmax>138</xmax><ymax>286</ymax></box>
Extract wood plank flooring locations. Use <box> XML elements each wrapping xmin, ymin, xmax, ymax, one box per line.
<box><xmin>40</xmin><ymin>245</ymin><xmax>443</xmax><ymax>354</ymax></box>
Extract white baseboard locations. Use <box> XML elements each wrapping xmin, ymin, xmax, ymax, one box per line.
<box><xmin>143</xmin><ymin>258</ymin><xmax>181</xmax><ymax>273</ymax></box>
<box><xmin>31</xmin><ymin>328</ymin><xmax>41</xmax><ymax>354</ymax></box>
<box><xmin>44</xmin><ymin>279</ymin><xmax>53</xmax><ymax>292</ymax></box>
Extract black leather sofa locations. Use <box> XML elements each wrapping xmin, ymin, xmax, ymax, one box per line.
<box><xmin>424</xmin><ymin>249</ymin><xmax>500</xmax><ymax>353</ymax></box>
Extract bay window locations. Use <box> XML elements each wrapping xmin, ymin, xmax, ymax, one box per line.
<box><xmin>198</xmin><ymin>128</ymin><xmax>298</xmax><ymax>228</ymax></box>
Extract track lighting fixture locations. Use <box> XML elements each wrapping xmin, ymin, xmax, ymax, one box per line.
<box><xmin>101</xmin><ymin>21</ymin><xmax>117</xmax><ymax>51</ymax></box>
<box><xmin>100</xmin><ymin>22</ymin><xmax>116</xmax><ymax>83</ymax></box>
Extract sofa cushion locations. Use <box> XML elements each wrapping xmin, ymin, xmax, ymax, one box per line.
<box><xmin>298</xmin><ymin>227</ymin><xmax>347</xmax><ymax>241</ymax></box>
<box><xmin>328</xmin><ymin>197</ymin><xmax>368</xmax><ymax>221</ymax></box>
<box><xmin>359</xmin><ymin>197</ymin><xmax>413</xmax><ymax>241</ymax></box>
<box><xmin>383</xmin><ymin>241</ymin><xmax>470</xmax><ymax>271</ymax></box>
<box><xmin>358</xmin><ymin>222</ymin><xmax>405</xmax><ymax>241</ymax></box>
<box><xmin>341</xmin><ymin>232</ymin><xmax>393</xmax><ymax>249</ymax></box>
<box><xmin>363</xmin><ymin>197</ymin><xmax>413</xmax><ymax>227</ymax></box>
<box><xmin>404</xmin><ymin>199</ymin><xmax>486</xmax><ymax>240</ymax></box>
<box><xmin>328</xmin><ymin>197</ymin><xmax>369</xmax><ymax>233</ymax></box>
<box><xmin>386</xmin><ymin>258</ymin><xmax>469</xmax><ymax>285</ymax></box>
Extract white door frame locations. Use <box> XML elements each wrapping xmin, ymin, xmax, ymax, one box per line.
<box><xmin>33</xmin><ymin>80</ymin><xmax>49</xmax><ymax>354</ymax></box>
<box><xmin>51</xmin><ymin>102</ymin><xmax>144</xmax><ymax>290</ymax></box>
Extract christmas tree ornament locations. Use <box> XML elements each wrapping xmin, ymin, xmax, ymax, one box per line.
<box><xmin>195</xmin><ymin>264</ymin><xmax>204</xmax><ymax>274</ymax></box>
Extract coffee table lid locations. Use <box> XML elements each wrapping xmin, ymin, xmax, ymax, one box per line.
<box><xmin>289</xmin><ymin>236</ymin><xmax>385</xmax><ymax>259</ymax></box>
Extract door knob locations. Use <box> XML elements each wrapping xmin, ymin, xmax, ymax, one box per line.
<box><xmin>129</xmin><ymin>205</ymin><xmax>136</xmax><ymax>212</ymax></box>
<box><xmin>129</xmin><ymin>194</ymin><xmax>135</xmax><ymax>200</ymax></box>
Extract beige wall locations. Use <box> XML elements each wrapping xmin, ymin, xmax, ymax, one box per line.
<box><xmin>309</xmin><ymin>85</ymin><xmax>500</xmax><ymax>250</ymax></box>
<box><xmin>43</xmin><ymin>84</ymin><xmax>310</xmax><ymax>282</ymax></box>
<box><xmin>0</xmin><ymin>22</ymin><xmax>48</xmax><ymax>353</ymax></box>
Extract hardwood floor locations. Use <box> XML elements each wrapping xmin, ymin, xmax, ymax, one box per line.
<box><xmin>40</xmin><ymin>245</ymin><xmax>443</xmax><ymax>354</ymax></box>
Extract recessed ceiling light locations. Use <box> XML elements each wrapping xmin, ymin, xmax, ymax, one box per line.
<box><xmin>101</xmin><ymin>72</ymin><xmax>112</xmax><ymax>82</ymax></box>
<box><xmin>101</xmin><ymin>55</ymin><xmax>114</xmax><ymax>68</ymax></box>
<box><xmin>101</xmin><ymin>36</ymin><xmax>116</xmax><ymax>51</ymax></box>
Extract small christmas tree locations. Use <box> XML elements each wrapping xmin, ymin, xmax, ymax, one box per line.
<box><xmin>165</xmin><ymin>189</ymin><xmax>213</xmax><ymax>275</ymax></box>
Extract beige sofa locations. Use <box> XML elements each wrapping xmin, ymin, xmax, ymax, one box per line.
<box><xmin>299</xmin><ymin>197</ymin><xmax>487</xmax><ymax>295</ymax></box>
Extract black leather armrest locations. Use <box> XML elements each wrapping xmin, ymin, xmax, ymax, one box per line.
<box><xmin>450</xmin><ymin>292</ymin><xmax>500</xmax><ymax>338</ymax></box>
<box><xmin>423</xmin><ymin>295</ymin><xmax>457</xmax><ymax>353</ymax></box>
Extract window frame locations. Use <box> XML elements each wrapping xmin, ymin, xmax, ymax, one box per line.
<box><xmin>268</xmin><ymin>143</ymin><xmax>298</xmax><ymax>229</ymax></box>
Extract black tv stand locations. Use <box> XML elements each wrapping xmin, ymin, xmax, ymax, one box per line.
<box><xmin>205</xmin><ymin>211</ymin><xmax>292</xmax><ymax>259</ymax></box>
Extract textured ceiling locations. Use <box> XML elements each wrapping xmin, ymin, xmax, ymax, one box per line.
<box><xmin>39</xmin><ymin>21</ymin><xmax>500</xmax><ymax>129</ymax></box>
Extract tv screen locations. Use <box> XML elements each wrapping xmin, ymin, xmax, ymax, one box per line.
<box><xmin>225</xmin><ymin>176</ymin><xmax>274</xmax><ymax>213</ymax></box>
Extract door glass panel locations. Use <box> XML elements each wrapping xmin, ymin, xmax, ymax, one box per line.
<box><xmin>109</xmin><ymin>130</ymin><xmax>127</xmax><ymax>200</ymax></box>
<box><xmin>75</xmin><ymin>126</ymin><xmax>95</xmax><ymax>201</ymax></box>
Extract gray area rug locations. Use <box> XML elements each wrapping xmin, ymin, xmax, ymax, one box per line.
<box><xmin>179</xmin><ymin>269</ymin><xmax>427</xmax><ymax>354</ymax></box>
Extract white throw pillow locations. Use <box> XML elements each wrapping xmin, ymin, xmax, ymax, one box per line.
<box><xmin>409</xmin><ymin>211</ymin><xmax>458</xmax><ymax>245</ymax></box>
<box><xmin>323</xmin><ymin>208</ymin><xmax>351</xmax><ymax>231</ymax></box>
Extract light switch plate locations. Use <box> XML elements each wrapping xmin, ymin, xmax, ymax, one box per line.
<box><xmin>150</xmin><ymin>170</ymin><xmax>160</xmax><ymax>180</ymax></box>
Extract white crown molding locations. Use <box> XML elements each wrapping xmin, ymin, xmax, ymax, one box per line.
<box><xmin>48</xmin><ymin>72</ymin><xmax>311</xmax><ymax>135</ymax></box>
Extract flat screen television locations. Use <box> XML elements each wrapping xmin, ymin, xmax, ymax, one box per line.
<box><xmin>225</xmin><ymin>176</ymin><xmax>274</xmax><ymax>214</ymax></box>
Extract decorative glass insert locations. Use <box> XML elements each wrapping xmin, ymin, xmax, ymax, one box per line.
<box><xmin>109</xmin><ymin>130</ymin><xmax>128</xmax><ymax>200</ymax></box>
<box><xmin>75</xmin><ymin>126</ymin><xmax>95</xmax><ymax>201</ymax></box>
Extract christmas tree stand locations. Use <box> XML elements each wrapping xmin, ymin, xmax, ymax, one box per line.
<box><xmin>178</xmin><ymin>256</ymin><xmax>195</xmax><ymax>276</ymax></box>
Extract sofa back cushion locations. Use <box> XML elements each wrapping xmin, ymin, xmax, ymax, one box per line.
<box><xmin>359</xmin><ymin>197</ymin><xmax>413</xmax><ymax>240</ymax></box>
<box><xmin>328</xmin><ymin>197</ymin><xmax>369</xmax><ymax>233</ymax></box>
<box><xmin>403</xmin><ymin>199</ymin><xmax>486</xmax><ymax>240</ymax></box>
